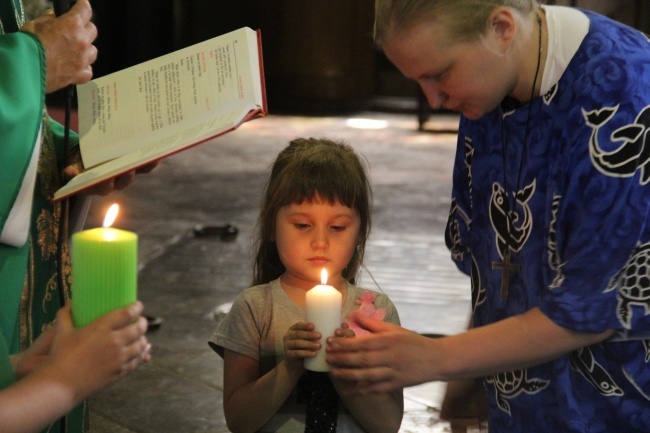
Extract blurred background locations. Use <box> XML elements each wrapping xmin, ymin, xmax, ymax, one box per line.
<box><xmin>20</xmin><ymin>1</ymin><xmax>650</xmax><ymax>431</ymax></box>
<box><xmin>34</xmin><ymin>0</ymin><xmax>650</xmax><ymax>120</ymax></box>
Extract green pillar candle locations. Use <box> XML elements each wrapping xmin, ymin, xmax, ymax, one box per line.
<box><xmin>71</xmin><ymin>206</ymin><xmax>137</xmax><ymax>328</ymax></box>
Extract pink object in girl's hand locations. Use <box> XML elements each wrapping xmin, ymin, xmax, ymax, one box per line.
<box><xmin>347</xmin><ymin>291</ymin><xmax>386</xmax><ymax>336</ymax></box>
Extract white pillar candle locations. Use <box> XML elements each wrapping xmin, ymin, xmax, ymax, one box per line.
<box><xmin>304</xmin><ymin>269</ymin><xmax>342</xmax><ymax>372</ymax></box>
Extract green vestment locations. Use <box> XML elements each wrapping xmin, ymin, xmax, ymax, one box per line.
<box><xmin>1</xmin><ymin>1</ymin><xmax>86</xmax><ymax>431</ymax></box>
<box><xmin>0</xmin><ymin>0</ymin><xmax>43</xmax><ymax>386</ymax></box>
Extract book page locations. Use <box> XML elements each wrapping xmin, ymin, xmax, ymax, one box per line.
<box><xmin>53</xmin><ymin>102</ymin><xmax>261</xmax><ymax>202</ymax></box>
<box><xmin>77</xmin><ymin>27</ymin><xmax>263</xmax><ymax>168</ymax></box>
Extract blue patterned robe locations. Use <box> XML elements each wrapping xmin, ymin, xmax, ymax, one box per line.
<box><xmin>446</xmin><ymin>11</ymin><xmax>650</xmax><ymax>432</ymax></box>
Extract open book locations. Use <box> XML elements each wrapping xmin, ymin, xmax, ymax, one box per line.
<box><xmin>53</xmin><ymin>27</ymin><xmax>267</xmax><ymax>202</ymax></box>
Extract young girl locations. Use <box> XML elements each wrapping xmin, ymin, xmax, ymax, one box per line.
<box><xmin>209</xmin><ymin>137</ymin><xmax>403</xmax><ymax>433</ymax></box>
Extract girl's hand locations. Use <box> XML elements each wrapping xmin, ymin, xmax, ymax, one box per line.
<box><xmin>282</xmin><ymin>321</ymin><xmax>321</xmax><ymax>372</ymax></box>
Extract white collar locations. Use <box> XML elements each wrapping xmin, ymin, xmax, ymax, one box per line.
<box><xmin>539</xmin><ymin>5</ymin><xmax>590</xmax><ymax>95</ymax></box>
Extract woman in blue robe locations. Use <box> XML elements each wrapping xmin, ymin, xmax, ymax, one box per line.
<box><xmin>326</xmin><ymin>2</ymin><xmax>650</xmax><ymax>431</ymax></box>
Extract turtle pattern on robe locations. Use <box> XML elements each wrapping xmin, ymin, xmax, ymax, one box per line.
<box><xmin>485</xmin><ymin>369</ymin><xmax>550</xmax><ymax>415</ymax></box>
<box><xmin>603</xmin><ymin>241</ymin><xmax>650</xmax><ymax>328</ymax></box>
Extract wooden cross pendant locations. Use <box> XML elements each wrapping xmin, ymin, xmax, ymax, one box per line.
<box><xmin>492</xmin><ymin>250</ymin><xmax>521</xmax><ymax>300</ymax></box>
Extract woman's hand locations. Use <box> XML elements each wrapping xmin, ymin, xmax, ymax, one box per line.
<box><xmin>334</xmin><ymin>321</ymin><xmax>355</xmax><ymax>338</ymax></box>
<box><xmin>326</xmin><ymin>322</ymin><xmax>358</xmax><ymax>393</ymax></box>
<box><xmin>327</xmin><ymin>314</ymin><xmax>436</xmax><ymax>395</ymax></box>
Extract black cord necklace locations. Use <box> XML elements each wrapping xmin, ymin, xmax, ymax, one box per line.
<box><xmin>54</xmin><ymin>3</ymin><xmax>74</xmax><ymax>429</ymax></box>
<box><xmin>492</xmin><ymin>11</ymin><xmax>543</xmax><ymax>301</ymax></box>
<box><xmin>54</xmin><ymin>1</ymin><xmax>74</xmax><ymax>310</ymax></box>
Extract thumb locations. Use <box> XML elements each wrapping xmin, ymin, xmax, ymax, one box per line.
<box><xmin>94</xmin><ymin>301</ymin><xmax>144</xmax><ymax>330</ymax></box>
<box><xmin>63</xmin><ymin>164</ymin><xmax>82</xmax><ymax>181</ymax></box>
<box><xmin>348</xmin><ymin>312</ymin><xmax>396</xmax><ymax>334</ymax></box>
<box><xmin>55</xmin><ymin>303</ymin><xmax>75</xmax><ymax>331</ymax></box>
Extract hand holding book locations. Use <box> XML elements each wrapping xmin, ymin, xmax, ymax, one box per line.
<box><xmin>53</xmin><ymin>27</ymin><xmax>266</xmax><ymax>202</ymax></box>
<box><xmin>63</xmin><ymin>147</ymin><xmax>159</xmax><ymax>196</ymax></box>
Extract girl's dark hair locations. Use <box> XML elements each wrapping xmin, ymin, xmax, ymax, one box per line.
<box><xmin>252</xmin><ymin>137</ymin><xmax>372</xmax><ymax>286</ymax></box>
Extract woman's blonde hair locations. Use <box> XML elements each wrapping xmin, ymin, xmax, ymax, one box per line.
<box><xmin>374</xmin><ymin>0</ymin><xmax>540</xmax><ymax>45</ymax></box>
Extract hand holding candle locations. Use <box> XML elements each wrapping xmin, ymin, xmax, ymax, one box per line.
<box><xmin>304</xmin><ymin>269</ymin><xmax>342</xmax><ymax>372</ymax></box>
<box><xmin>71</xmin><ymin>204</ymin><xmax>137</xmax><ymax>328</ymax></box>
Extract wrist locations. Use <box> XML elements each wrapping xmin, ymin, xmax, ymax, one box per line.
<box><xmin>42</xmin><ymin>361</ymin><xmax>87</xmax><ymax>404</ymax></box>
<box><xmin>282</xmin><ymin>357</ymin><xmax>306</xmax><ymax>380</ymax></box>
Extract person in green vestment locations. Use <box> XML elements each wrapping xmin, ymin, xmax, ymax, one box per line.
<box><xmin>1</xmin><ymin>1</ymin><xmax>152</xmax><ymax>432</ymax></box>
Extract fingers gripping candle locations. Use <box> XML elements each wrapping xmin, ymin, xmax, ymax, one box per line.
<box><xmin>304</xmin><ymin>269</ymin><xmax>342</xmax><ymax>372</ymax></box>
<box><xmin>71</xmin><ymin>204</ymin><xmax>137</xmax><ymax>328</ymax></box>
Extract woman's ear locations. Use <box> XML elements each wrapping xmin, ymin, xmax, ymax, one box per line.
<box><xmin>486</xmin><ymin>7</ymin><xmax>517</xmax><ymax>55</ymax></box>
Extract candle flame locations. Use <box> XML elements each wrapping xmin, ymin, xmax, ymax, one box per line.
<box><xmin>103</xmin><ymin>204</ymin><xmax>119</xmax><ymax>228</ymax></box>
<box><xmin>321</xmin><ymin>268</ymin><xmax>328</xmax><ymax>285</ymax></box>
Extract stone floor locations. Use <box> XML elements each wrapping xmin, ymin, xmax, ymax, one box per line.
<box><xmin>76</xmin><ymin>110</ymin><xmax>486</xmax><ymax>432</ymax></box>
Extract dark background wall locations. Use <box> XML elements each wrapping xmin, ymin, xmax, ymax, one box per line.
<box><xmin>91</xmin><ymin>0</ymin><xmax>384</xmax><ymax>114</ymax></box>
<box><xmin>50</xmin><ymin>0</ymin><xmax>650</xmax><ymax>114</ymax></box>
<box><xmin>92</xmin><ymin>0</ymin><xmax>175</xmax><ymax>78</ymax></box>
